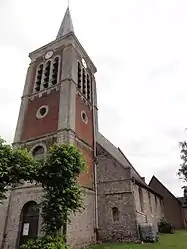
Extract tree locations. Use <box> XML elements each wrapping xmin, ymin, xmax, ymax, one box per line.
<box><xmin>0</xmin><ymin>138</ymin><xmax>39</xmax><ymax>202</ymax></box>
<box><xmin>0</xmin><ymin>138</ymin><xmax>86</xmax><ymax>247</ymax></box>
<box><xmin>179</xmin><ymin>141</ymin><xmax>187</xmax><ymax>181</ymax></box>
<box><xmin>39</xmin><ymin>143</ymin><xmax>86</xmax><ymax>241</ymax></box>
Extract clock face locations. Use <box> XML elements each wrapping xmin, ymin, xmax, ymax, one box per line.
<box><xmin>45</xmin><ymin>50</ymin><xmax>53</xmax><ymax>60</ymax></box>
<box><xmin>82</xmin><ymin>58</ymin><xmax>87</xmax><ymax>68</ymax></box>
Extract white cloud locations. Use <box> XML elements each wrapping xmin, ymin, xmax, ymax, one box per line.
<box><xmin>1</xmin><ymin>0</ymin><xmax>187</xmax><ymax>197</ymax></box>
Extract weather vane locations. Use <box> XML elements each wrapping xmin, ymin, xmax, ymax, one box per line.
<box><xmin>68</xmin><ymin>0</ymin><xmax>70</xmax><ymax>7</ymax></box>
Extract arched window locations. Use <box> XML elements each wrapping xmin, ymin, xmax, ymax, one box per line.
<box><xmin>43</xmin><ymin>61</ymin><xmax>51</xmax><ymax>88</ymax></box>
<box><xmin>17</xmin><ymin>201</ymin><xmax>39</xmax><ymax>248</ymax></box>
<box><xmin>87</xmin><ymin>74</ymin><xmax>91</xmax><ymax>101</ymax></box>
<box><xmin>139</xmin><ymin>187</ymin><xmax>144</xmax><ymax>212</ymax></box>
<box><xmin>148</xmin><ymin>191</ymin><xmax>152</xmax><ymax>213</ymax></box>
<box><xmin>155</xmin><ymin>195</ymin><xmax>157</xmax><ymax>207</ymax></box>
<box><xmin>77</xmin><ymin>62</ymin><xmax>82</xmax><ymax>90</ymax></box>
<box><xmin>82</xmin><ymin>68</ymin><xmax>86</xmax><ymax>95</ymax></box>
<box><xmin>34</xmin><ymin>57</ymin><xmax>60</xmax><ymax>93</ymax></box>
<box><xmin>32</xmin><ymin>145</ymin><xmax>45</xmax><ymax>160</ymax></box>
<box><xmin>112</xmin><ymin>207</ymin><xmax>119</xmax><ymax>222</ymax></box>
<box><xmin>35</xmin><ymin>64</ymin><xmax>44</xmax><ymax>92</ymax></box>
<box><xmin>51</xmin><ymin>57</ymin><xmax>59</xmax><ymax>85</ymax></box>
<box><xmin>160</xmin><ymin>198</ymin><xmax>164</xmax><ymax>213</ymax></box>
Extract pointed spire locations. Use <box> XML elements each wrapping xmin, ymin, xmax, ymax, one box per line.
<box><xmin>56</xmin><ymin>7</ymin><xmax>74</xmax><ymax>39</ymax></box>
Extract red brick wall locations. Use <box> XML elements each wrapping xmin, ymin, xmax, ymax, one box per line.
<box><xmin>75</xmin><ymin>95</ymin><xmax>93</xmax><ymax>147</ymax></box>
<box><xmin>77</xmin><ymin>144</ymin><xmax>94</xmax><ymax>189</ymax></box>
<box><xmin>21</xmin><ymin>90</ymin><xmax>60</xmax><ymax>141</ymax></box>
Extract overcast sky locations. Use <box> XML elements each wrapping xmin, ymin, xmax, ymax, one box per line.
<box><xmin>1</xmin><ymin>0</ymin><xmax>187</xmax><ymax>196</ymax></box>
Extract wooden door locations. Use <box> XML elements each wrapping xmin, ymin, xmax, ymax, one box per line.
<box><xmin>18</xmin><ymin>201</ymin><xmax>39</xmax><ymax>248</ymax></box>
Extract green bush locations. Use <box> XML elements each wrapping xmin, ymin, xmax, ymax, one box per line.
<box><xmin>158</xmin><ymin>218</ymin><xmax>174</xmax><ymax>234</ymax></box>
<box><xmin>20</xmin><ymin>236</ymin><xmax>67</xmax><ymax>249</ymax></box>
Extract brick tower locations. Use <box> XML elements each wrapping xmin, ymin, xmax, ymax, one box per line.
<box><xmin>13</xmin><ymin>7</ymin><xmax>98</xmax><ymax>189</ymax></box>
<box><xmin>0</xmin><ymin>7</ymin><xmax>98</xmax><ymax>248</ymax></box>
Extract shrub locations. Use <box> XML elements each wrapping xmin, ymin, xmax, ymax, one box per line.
<box><xmin>20</xmin><ymin>236</ymin><xmax>67</xmax><ymax>249</ymax></box>
<box><xmin>158</xmin><ymin>218</ymin><xmax>174</xmax><ymax>234</ymax></box>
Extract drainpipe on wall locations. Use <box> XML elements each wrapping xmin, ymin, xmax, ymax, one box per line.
<box><xmin>92</xmin><ymin>75</ymin><xmax>99</xmax><ymax>241</ymax></box>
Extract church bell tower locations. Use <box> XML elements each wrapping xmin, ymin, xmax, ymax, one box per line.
<box><xmin>13</xmin><ymin>7</ymin><xmax>98</xmax><ymax>189</ymax></box>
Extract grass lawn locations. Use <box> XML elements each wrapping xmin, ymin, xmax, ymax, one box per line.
<box><xmin>90</xmin><ymin>230</ymin><xmax>187</xmax><ymax>249</ymax></box>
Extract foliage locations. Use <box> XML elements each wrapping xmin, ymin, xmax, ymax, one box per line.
<box><xmin>0</xmin><ymin>138</ymin><xmax>86</xmax><ymax>244</ymax></box>
<box><xmin>39</xmin><ymin>143</ymin><xmax>86</xmax><ymax>239</ymax></box>
<box><xmin>158</xmin><ymin>217</ymin><xmax>174</xmax><ymax>234</ymax></box>
<box><xmin>20</xmin><ymin>235</ymin><xmax>67</xmax><ymax>249</ymax></box>
<box><xmin>0</xmin><ymin>136</ymin><xmax>85</xmax><ymax>245</ymax></box>
<box><xmin>0</xmin><ymin>138</ymin><xmax>39</xmax><ymax>202</ymax></box>
<box><xmin>179</xmin><ymin>141</ymin><xmax>187</xmax><ymax>181</ymax></box>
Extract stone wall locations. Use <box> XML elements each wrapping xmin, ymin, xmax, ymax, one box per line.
<box><xmin>0</xmin><ymin>186</ymin><xmax>95</xmax><ymax>249</ymax></box>
<box><xmin>133</xmin><ymin>183</ymin><xmax>163</xmax><ymax>230</ymax></box>
<box><xmin>149</xmin><ymin>176</ymin><xmax>185</xmax><ymax>229</ymax></box>
<box><xmin>97</xmin><ymin>144</ymin><xmax>138</xmax><ymax>242</ymax></box>
<box><xmin>182</xmin><ymin>207</ymin><xmax>187</xmax><ymax>226</ymax></box>
<box><xmin>2</xmin><ymin>185</ymin><xmax>43</xmax><ymax>249</ymax></box>
<box><xmin>67</xmin><ymin>188</ymin><xmax>95</xmax><ymax>247</ymax></box>
<box><xmin>0</xmin><ymin>191</ymin><xmax>10</xmax><ymax>248</ymax></box>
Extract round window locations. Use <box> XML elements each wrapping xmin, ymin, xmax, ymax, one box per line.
<box><xmin>40</xmin><ymin>107</ymin><xmax>47</xmax><ymax>116</ymax></box>
<box><xmin>81</xmin><ymin>111</ymin><xmax>88</xmax><ymax>124</ymax></box>
<box><xmin>36</xmin><ymin>105</ymin><xmax>49</xmax><ymax>119</ymax></box>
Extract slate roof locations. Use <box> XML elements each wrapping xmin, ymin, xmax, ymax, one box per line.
<box><xmin>56</xmin><ymin>7</ymin><xmax>74</xmax><ymax>39</ymax></box>
<box><xmin>96</xmin><ymin>132</ymin><xmax>162</xmax><ymax>197</ymax></box>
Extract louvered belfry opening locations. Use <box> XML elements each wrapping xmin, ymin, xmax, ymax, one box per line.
<box><xmin>77</xmin><ymin>61</ymin><xmax>82</xmax><ymax>91</ymax></box>
<box><xmin>43</xmin><ymin>61</ymin><xmax>51</xmax><ymax>89</ymax></box>
<box><xmin>82</xmin><ymin>68</ymin><xmax>86</xmax><ymax>95</ymax></box>
<box><xmin>34</xmin><ymin>57</ymin><xmax>60</xmax><ymax>93</ymax></box>
<box><xmin>87</xmin><ymin>73</ymin><xmax>91</xmax><ymax>101</ymax></box>
<box><xmin>52</xmin><ymin>57</ymin><xmax>59</xmax><ymax>85</ymax></box>
<box><xmin>77</xmin><ymin>62</ymin><xmax>92</xmax><ymax>102</ymax></box>
<box><xmin>35</xmin><ymin>64</ymin><xmax>43</xmax><ymax>92</ymax></box>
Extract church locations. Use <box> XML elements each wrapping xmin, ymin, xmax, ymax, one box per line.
<box><xmin>0</xmin><ymin>7</ymin><xmax>164</xmax><ymax>249</ymax></box>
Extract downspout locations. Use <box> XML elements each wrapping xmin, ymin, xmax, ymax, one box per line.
<box><xmin>92</xmin><ymin>75</ymin><xmax>99</xmax><ymax>240</ymax></box>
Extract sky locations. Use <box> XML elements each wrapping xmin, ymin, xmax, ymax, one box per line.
<box><xmin>0</xmin><ymin>0</ymin><xmax>187</xmax><ymax>196</ymax></box>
